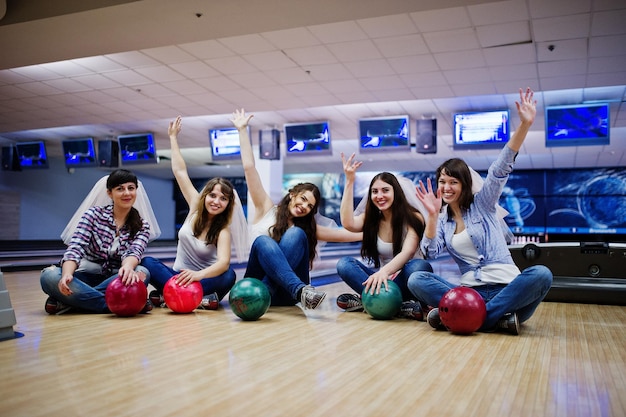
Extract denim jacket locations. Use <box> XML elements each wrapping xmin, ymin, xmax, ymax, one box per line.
<box><xmin>421</xmin><ymin>146</ymin><xmax>517</xmax><ymax>281</ymax></box>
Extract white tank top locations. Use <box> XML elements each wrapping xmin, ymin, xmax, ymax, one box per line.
<box><xmin>248</xmin><ymin>206</ymin><xmax>277</xmax><ymax>244</ymax></box>
<box><xmin>173</xmin><ymin>213</ymin><xmax>218</xmax><ymax>271</ymax></box>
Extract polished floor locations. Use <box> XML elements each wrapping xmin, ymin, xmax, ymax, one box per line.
<box><xmin>0</xmin><ymin>257</ymin><xmax>625</xmax><ymax>417</ymax></box>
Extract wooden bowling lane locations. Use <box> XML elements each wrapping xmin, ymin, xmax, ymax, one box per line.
<box><xmin>0</xmin><ymin>269</ymin><xmax>625</xmax><ymax>417</ymax></box>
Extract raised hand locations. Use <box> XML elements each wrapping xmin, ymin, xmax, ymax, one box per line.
<box><xmin>230</xmin><ymin>108</ymin><xmax>253</xmax><ymax>130</ymax></box>
<box><xmin>340</xmin><ymin>152</ymin><xmax>363</xmax><ymax>182</ymax></box>
<box><xmin>416</xmin><ymin>178</ymin><xmax>442</xmax><ymax>216</ymax></box>
<box><xmin>516</xmin><ymin>87</ymin><xmax>537</xmax><ymax>125</ymax></box>
<box><xmin>168</xmin><ymin>116</ymin><xmax>182</xmax><ymax>137</ymax></box>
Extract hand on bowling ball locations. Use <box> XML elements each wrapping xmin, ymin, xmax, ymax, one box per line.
<box><xmin>363</xmin><ymin>270</ymin><xmax>390</xmax><ymax>295</ymax></box>
<box><xmin>117</xmin><ymin>265</ymin><xmax>146</xmax><ymax>285</ymax></box>
<box><xmin>173</xmin><ymin>269</ymin><xmax>202</xmax><ymax>287</ymax></box>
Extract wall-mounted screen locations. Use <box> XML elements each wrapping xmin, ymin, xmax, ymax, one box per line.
<box><xmin>545</xmin><ymin>103</ymin><xmax>610</xmax><ymax>147</ymax></box>
<box><xmin>15</xmin><ymin>141</ymin><xmax>49</xmax><ymax>169</ymax></box>
<box><xmin>284</xmin><ymin>121</ymin><xmax>331</xmax><ymax>156</ymax></box>
<box><xmin>117</xmin><ymin>133</ymin><xmax>158</xmax><ymax>165</ymax></box>
<box><xmin>544</xmin><ymin>168</ymin><xmax>626</xmax><ymax>235</ymax></box>
<box><xmin>62</xmin><ymin>138</ymin><xmax>97</xmax><ymax>168</ymax></box>
<box><xmin>358</xmin><ymin>116</ymin><xmax>410</xmax><ymax>153</ymax></box>
<box><xmin>453</xmin><ymin>110</ymin><xmax>510</xmax><ymax>150</ymax></box>
<box><xmin>208</xmin><ymin>127</ymin><xmax>243</xmax><ymax>161</ymax></box>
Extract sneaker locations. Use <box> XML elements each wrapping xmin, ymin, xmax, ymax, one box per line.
<box><xmin>426</xmin><ymin>307</ymin><xmax>446</xmax><ymax>330</ymax></box>
<box><xmin>336</xmin><ymin>293</ymin><xmax>364</xmax><ymax>312</ymax></box>
<box><xmin>496</xmin><ymin>312</ymin><xmax>520</xmax><ymax>335</ymax></box>
<box><xmin>197</xmin><ymin>292</ymin><xmax>219</xmax><ymax>310</ymax></box>
<box><xmin>44</xmin><ymin>297</ymin><xmax>72</xmax><ymax>315</ymax></box>
<box><xmin>396</xmin><ymin>300</ymin><xmax>423</xmax><ymax>320</ymax></box>
<box><xmin>149</xmin><ymin>290</ymin><xmax>166</xmax><ymax>308</ymax></box>
<box><xmin>300</xmin><ymin>285</ymin><xmax>327</xmax><ymax>310</ymax></box>
<box><xmin>141</xmin><ymin>299</ymin><xmax>154</xmax><ymax>314</ymax></box>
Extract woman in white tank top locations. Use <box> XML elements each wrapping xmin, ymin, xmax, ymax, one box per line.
<box><xmin>231</xmin><ymin>109</ymin><xmax>361</xmax><ymax>311</ymax></box>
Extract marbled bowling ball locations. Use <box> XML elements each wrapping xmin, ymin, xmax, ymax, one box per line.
<box><xmin>439</xmin><ymin>287</ymin><xmax>486</xmax><ymax>334</ymax></box>
<box><xmin>163</xmin><ymin>275</ymin><xmax>203</xmax><ymax>313</ymax></box>
<box><xmin>105</xmin><ymin>276</ymin><xmax>147</xmax><ymax>317</ymax></box>
<box><xmin>361</xmin><ymin>280</ymin><xmax>402</xmax><ymax>320</ymax></box>
<box><xmin>229</xmin><ymin>278</ymin><xmax>271</xmax><ymax>321</ymax></box>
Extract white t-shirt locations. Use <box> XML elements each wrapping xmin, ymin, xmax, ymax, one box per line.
<box><xmin>452</xmin><ymin>229</ymin><xmax>520</xmax><ymax>286</ymax></box>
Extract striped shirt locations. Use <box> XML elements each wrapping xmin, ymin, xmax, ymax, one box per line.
<box><xmin>62</xmin><ymin>205</ymin><xmax>151</xmax><ymax>276</ymax></box>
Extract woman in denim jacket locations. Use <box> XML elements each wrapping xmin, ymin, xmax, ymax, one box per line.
<box><xmin>407</xmin><ymin>88</ymin><xmax>553</xmax><ymax>335</ymax></box>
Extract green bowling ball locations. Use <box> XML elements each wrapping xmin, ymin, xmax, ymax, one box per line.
<box><xmin>229</xmin><ymin>278</ymin><xmax>271</xmax><ymax>321</ymax></box>
<box><xmin>361</xmin><ymin>280</ymin><xmax>402</xmax><ymax>320</ymax></box>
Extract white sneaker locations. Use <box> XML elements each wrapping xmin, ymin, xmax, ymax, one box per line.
<box><xmin>300</xmin><ymin>285</ymin><xmax>326</xmax><ymax>310</ymax></box>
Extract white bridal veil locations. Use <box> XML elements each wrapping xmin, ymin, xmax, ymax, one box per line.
<box><xmin>60</xmin><ymin>175</ymin><xmax>162</xmax><ymax>245</ymax></box>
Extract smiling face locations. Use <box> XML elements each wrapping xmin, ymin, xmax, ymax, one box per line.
<box><xmin>370</xmin><ymin>179</ymin><xmax>395</xmax><ymax>212</ymax></box>
<box><xmin>437</xmin><ymin>171</ymin><xmax>463</xmax><ymax>209</ymax></box>
<box><xmin>107</xmin><ymin>182</ymin><xmax>137</xmax><ymax>209</ymax></box>
<box><xmin>288</xmin><ymin>190</ymin><xmax>317</xmax><ymax>218</ymax></box>
<box><xmin>204</xmin><ymin>184</ymin><xmax>230</xmax><ymax>217</ymax></box>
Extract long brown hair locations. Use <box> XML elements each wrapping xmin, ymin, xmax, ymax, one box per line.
<box><xmin>436</xmin><ymin>158</ymin><xmax>474</xmax><ymax>213</ymax></box>
<box><xmin>361</xmin><ymin>172</ymin><xmax>424</xmax><ymax>268</ymax></box>
<box><xmin>106</xmin><ymin>169</ymin><xmax>143</xmax><ymax>238</ymax></box>
<box><xmin>192</xmin><ymin>177</ymin><xmax>235</xmax><ymax>246</ymax></box>
<box><xmin>271</xmin><ymin>182</ymin><xmax>320</xmax><ymax>268</ymax></box>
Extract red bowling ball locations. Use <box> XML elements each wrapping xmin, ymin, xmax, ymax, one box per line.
<box><xmin>439</xmin><ymin>287</ymin><xmax>486</xmax><ymax>334</ymax></box>
<box><xmin>163</xmin><ymin>275</ymin><xmax>203</xmax><ymax>313</ymax></box>
<box><xmin>105</xmin><ymin>276</ymin><xmax>148</xmax><ymax>317</ymax></box>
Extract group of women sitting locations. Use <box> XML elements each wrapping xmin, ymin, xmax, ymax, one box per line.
<box><xmin>40</xmin><ymin>88</ymin><xmax>552</xmax><ymax>336</ymax></box>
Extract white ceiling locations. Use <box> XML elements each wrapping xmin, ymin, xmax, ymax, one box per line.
<box><xmin>0</xmin><ymin>0</ymin><xmax>625</xmax><ymax>180</ymax></box>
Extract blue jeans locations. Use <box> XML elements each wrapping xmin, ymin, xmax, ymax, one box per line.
<box><xmin>244</xmin><ymin>227</ymin><xmax>310</xmax><ymax>306</ymax></box>
<box><xmin>407</xmin><ymin>265</ymin><xmax>553</xmax><ymax>331</ymax></box>
<box><xmin>140</xmin><ymin>256</ymin><xmax>236</xmax><ymax>301</ymax></box>
<box><xmin>336</xmin><ymin>257</ymin><xmax>433</xmax><ymax>301</ymax></box>
<box><xmin>40</xmin><ymin>264</ymin><xmax>151</xmax><ymax>313</ymax></box>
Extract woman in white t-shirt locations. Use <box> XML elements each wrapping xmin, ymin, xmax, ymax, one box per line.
<box><xmin>335</xmin><ymin>155</ymin><xmax>432</xmax><ymax>319</ymax></box>
<box><xmin>408</xmin><ymin>88</ymin><xmax>553</xmax><ymax>335</ymax></box>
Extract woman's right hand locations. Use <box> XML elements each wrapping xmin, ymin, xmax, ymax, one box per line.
<box><xmin>416</xmin><ymin>178</ymin><xmax>442</xmax><ymax>216</ymax></box>
<box><xmin>58</xmin><ymin>273</ymin><xmax>74</xmax><ymax>296</ymax></box>
<box><xmin>168</xmin><ymin>116</ymin><xmax>182</xmax><ymax>138</ymax></box>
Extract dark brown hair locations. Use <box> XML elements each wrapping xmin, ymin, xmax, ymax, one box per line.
<box><xmin>436</xmin><ymin>158</ymin><xmax>474</xmax><ymax>212</ymax></box>
<box><xmin>192</xmin><ymin>177</ymin><xmax>235</xmax><ymax>246</ymax></box>
<box><xmin>361</xmin><ymin>172</ymin><xmax>424</xmax><ymax>268</ymax></box>
<box><xmin>106</xmin><ymin>169</ymin><xmax>143</xmax><ymax>238</ymax></box>
<box><xmin>271</xmin><ymin>182</ymin><xmax>320</xmax><ymax>268</ymax></box>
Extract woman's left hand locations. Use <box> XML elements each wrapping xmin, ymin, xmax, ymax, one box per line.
<box><xmin>118</xmin><ymin>266</ymin><xmax>144</xmax><ymax>285</ymax></box>
<box><xmin>175</xmin><ymin>270</ymin><xmax>201</xmax><ymax>287</ymax></box>
<box><xmin>516</xmin><ymin>87</ymin><xmax>537</xmax><ymax>125</ymax></box>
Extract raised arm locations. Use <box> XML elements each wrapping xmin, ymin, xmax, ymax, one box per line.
<box><xmin>507</xmin><ymin>87</ymin><xmax>537</xmax><ymax>153</ymax></box>
<box><xmin>168</xmin><ymin>116</ymin><xmax>200</xmax><ymax>209</ymax></box>
<box><xmin>339</xmin><ymin>152</ymin><xmax>364</xmax><ymax>232</ymax></box>
<box><xmin>317</xmin><ymin>225</ymin><xmax>362</xmax><ymax>243</ymax></box>
<box><xmin>230</xmin><ymin>109</ymin><xmax>274</xmax><ymax>224</ymax></box>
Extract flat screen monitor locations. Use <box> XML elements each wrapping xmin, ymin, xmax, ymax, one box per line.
<box><xmin>358</xmin><ymin>115</ymin><xmax>410</xmax><ymax>153</ymax></box>
<box><xmin>453</xmin><ymin>110</ymin><xmax>510</xmax><ymax>150</ymax></box>
<box><xmin>62</xmin><ymin>138</ymin><xmax>97</xmax><ymax>168</ymax></box>
<box><xmin>284</xmin><ymin>121</ymin><xmax>331</xmax><ymax>156</ymax></box>
<box><xmin>545</xmin><ymin>103</ymin><xmax>610</xmax><ymax>147</ymax></box>
<box><xmin>117</xmin><ymin>133</ymin><xmax>158</xmax><ymax>165</ymax></box>
<box><xmin>208</xmin><ymin>127</ymin><xmax>243</xmax><ymax>161</ymax></box>
<box><xmin>15</xmin><ymin>141</ymin><xmax>49</xmax><ymax>169</ymax></box>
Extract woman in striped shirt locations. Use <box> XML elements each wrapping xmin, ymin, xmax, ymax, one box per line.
<box><xmin>40</xmin><ymin>169</ymin><xmax>153</xmax><ymax>314</ymax></box>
